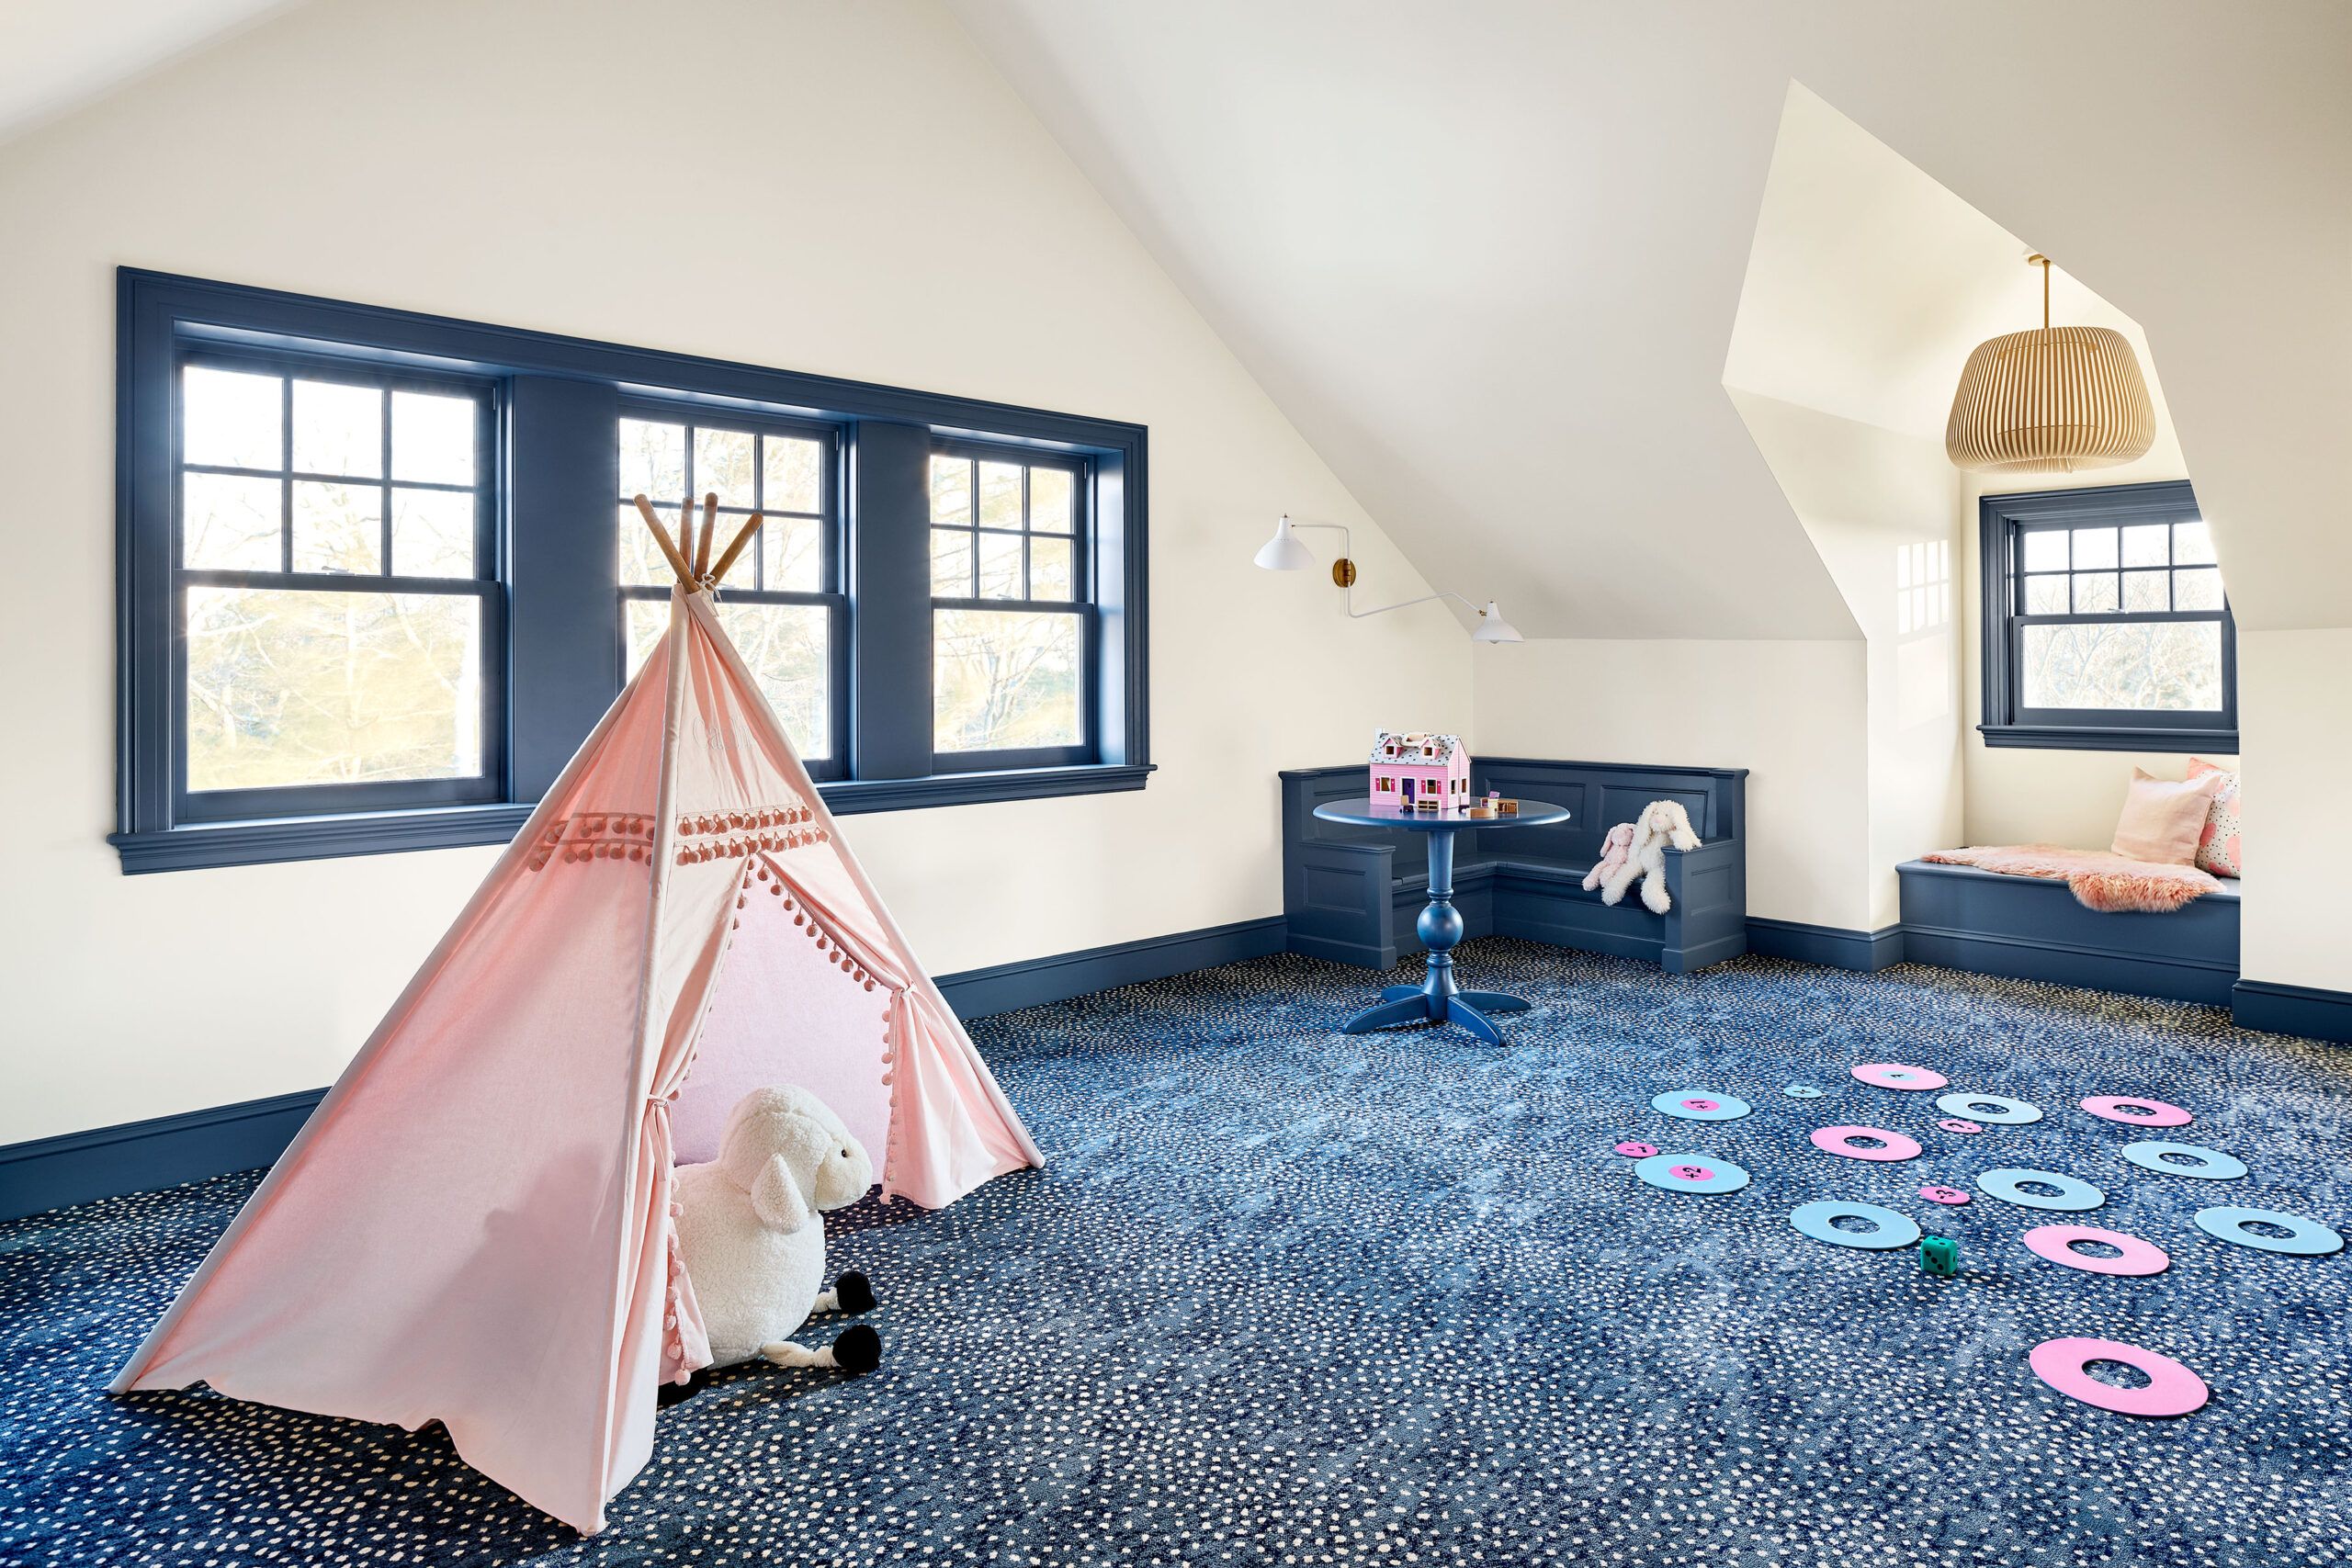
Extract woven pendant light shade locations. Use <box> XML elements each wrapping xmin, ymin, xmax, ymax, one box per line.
<box><xmin>1946</xmin><ymin>256</ymin><xmax>2155</xmax><ymax>474</ymax></box>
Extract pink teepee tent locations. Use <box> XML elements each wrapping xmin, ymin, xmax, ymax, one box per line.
<box><xmin>111</xmin><ymin>499</ymin><xmax>1043</xmax><ymax>1533</ymax></box>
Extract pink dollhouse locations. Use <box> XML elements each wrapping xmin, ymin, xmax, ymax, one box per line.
<box><xmin>1369</xmin><ymin>730</ymin><xmax>1471</xmax><ymax>813</ymax></box>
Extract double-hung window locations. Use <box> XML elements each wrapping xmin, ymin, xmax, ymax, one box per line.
<box><xmin>617</xmin><ymin>412</ymin><xmax>845</xmax><ymax>778</ymax></box>
<box><xmin>928</xmin><ymin>447</ymin><xmax>1091</xmax><ymax>769</ymax></box>
<box><xmin>115</xmin><ymin>270</ymin><xmax>1149</xmax><ymax>873</ymax></box>
<box><xmin>175</xmin><ymin>355</ymin><xmax>502</xmax><ymax>820</ymax></box>
<box><xmin>1978</xmin><ymin>481</ymin><xmax>2235</xmax><ymax>751</ymax></box>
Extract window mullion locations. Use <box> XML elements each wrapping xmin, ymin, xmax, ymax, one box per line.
<box><xmin>508</xmin><ymin>374</ymin><xmax>620</xmax><ymax>800</ymax></box>
<box><xmin>279</xmin><ymin>378</ymin><xmax>294</xmax><ymax>575</ymax></box>
<box><xmin>851</xmin><ymin>420</ymin><xmax>936</xmax><ymax>782</ymax></box>
<box><xmin>379</xmin><ymin>387</ymin><xmax>394</xmax><ymax>574</ymax></box>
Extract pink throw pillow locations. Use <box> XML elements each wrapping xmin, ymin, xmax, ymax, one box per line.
<box><xmin>2110</xmin><ymin>767</ymin><xmax>2225</xmax><ymax>866</ymax></box>
<box><xmin>2187</xmin><ymin>756</ymin><xmax>2243</xmax><ymax>878</ymax></box>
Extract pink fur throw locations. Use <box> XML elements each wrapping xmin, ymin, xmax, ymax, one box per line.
<box><xmin>1921</xmin><ymin>844</ymin><xmax>2223</xmax><ymax>913</ymax></box>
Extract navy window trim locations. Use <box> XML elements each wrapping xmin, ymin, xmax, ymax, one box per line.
<box><xmin>1977</xmin><ymin>481</ymin><xmax>2238</xmax><ymax>754</ymax></box>
<box><xmin>167</xmin><ymin>344</ymin><xmax>507</xmax><ymax>825</ymax></box>
<box><xmin>925</xmin><ymin>438</ymin><xmax>1098</xmax><ymax>773</ymax></box>
<box><xmin>113</xmin><ymin>269</ymin><xmax>1151</xmax><ymax>874</ymax></box>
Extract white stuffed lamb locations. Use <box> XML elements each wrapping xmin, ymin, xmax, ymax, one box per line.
<box><xmin>1599</xmin><ymin>799</ymin><xmax>1702</xmax><ymax>915</ymax></box>
<box><xmin>673</xmin><ymin>1086</ymin><xmax>880</xmax><ymax>1374</ymax></box>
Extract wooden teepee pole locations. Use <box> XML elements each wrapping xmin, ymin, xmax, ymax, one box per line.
<box><xmin>693</xmin><ymin>493</ymin><xmax>718</xmax><ymax>577</ymax></box>
<box><xmin>631</xmin><ymin>493</ymin><xmax>763</xmax><ymax>590</ymax></box>
<box><xmin>709</xmin><ymin>515</ymin><xmax>762</xmax><ymax>584</ymax></box>
<box><xmin>631</xmin><ymin>495</ymin><xmax>697</xmax><ymax>587</ymax></box>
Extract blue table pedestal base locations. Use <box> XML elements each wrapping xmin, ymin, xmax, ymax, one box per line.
<box><xmin>1343</xmin><ymin>990</ymin><xmax>1527</xmax><ymax>1044</ymax></box>
<box><xmin>1377</xmin><ymin>985</ymin><xmax>1530</xmax><ymax>1010</ymax></box>
<box><xmin>1339</xmin><ymin>829</ymin><xmax>1531</xmax><ymax>1044</ymax></box>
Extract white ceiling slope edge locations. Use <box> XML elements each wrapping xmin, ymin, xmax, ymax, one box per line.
<box><xmin>0</xmin><ymin>0</ymin><xmax>302</xmax><ymax>142</ymax></box>
<box><xmin>951</xmin><ymin>0</ymin><xmax>2352</xmax><ymax>637</ymax></box>
<box><xmin>1725</xmin><ymin>85</ymin><xmax>2181</xmax><ymax>468</ymax></box>
<box><xmin>1724</xmin><ymin>83</ymin><xmax>2189</xmax><ymax>638</ymax></box>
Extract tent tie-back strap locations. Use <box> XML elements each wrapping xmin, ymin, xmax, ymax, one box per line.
<box><xmin>877</xmin><ymin>990</ymin><xmax>919</xmax><ymax>1201</ymax></box>
<box><xmin>639</xmin><ymin>1098</ymin><xmax>707</xmax><ymax>1384</ymax></box>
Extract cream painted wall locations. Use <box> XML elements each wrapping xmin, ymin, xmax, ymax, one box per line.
<box><xmin>1473</xmin><ymin>640</ymin><xmax>1871</xmax><ymax>931</ymax></box>
<box><xmin>949</xmin><ymin>4</ymin><xmax>2351</xmax><ymax>996</ymax></box>
<box><xmin>2236</xmin><ymin>630</ymin><xmax>2352</xmax><ymax>993</ymax></box>
<box><xmin>1723</xmin><ymin>83</ymin><xmax>2239</xmax><ymax>911</ymax></box>
<box><xmin>0</xmin><ymin>0</ymin><xmax>1468</xmax><ymax>1144</ymax></box>
<box><xmin>1723</xmin><ymin>395</ymin><xmax>1961</xmax><ymax>931</ymax></box>
<box><xmin>1784</xmin><ymin>15</ymin><xmax>2347</xmax><ymax>993</ymax></box>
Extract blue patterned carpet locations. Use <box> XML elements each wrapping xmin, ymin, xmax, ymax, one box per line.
<box><xmin>6</xmin><ymin>942</ymin><xmax>2352</xmax><ymax>1567</ymax></box>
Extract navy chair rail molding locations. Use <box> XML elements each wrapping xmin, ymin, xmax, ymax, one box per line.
<box><xmin>1280</xmin><ymin>758</ymin><xmax>1750</xmax><ymax>976</ymax></box>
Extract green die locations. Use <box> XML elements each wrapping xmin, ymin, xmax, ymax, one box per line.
<box><xmin>1919</xmin><ymin>1235</ymin><xmax>1961</xmax><ymax>1277</ymax></box>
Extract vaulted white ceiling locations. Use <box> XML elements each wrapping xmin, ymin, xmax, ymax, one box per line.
<box><xmin>7</xmin><ymin>2</ymin><xmax>2343</xmax><ymax>637</ymax></box>
<box><xmin>1723</xmin><ymin>85</ymin><xmax>2179</xmax><ymax>468</ymax></box>
<box><xmin>951</xmin><ymin>0</ymin><xmax>2351</xmax><ymax>636</ymax></box>
<box><xmin>0</xmin><ymin>0</ymin><xmax>299</xmax><ymax>141</ymax></box>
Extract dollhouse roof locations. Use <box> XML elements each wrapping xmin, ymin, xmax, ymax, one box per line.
<box><xmin>1368</xmin><ymin>731</ymin><xmax>1463</xmax><ymax>765</ymax></box>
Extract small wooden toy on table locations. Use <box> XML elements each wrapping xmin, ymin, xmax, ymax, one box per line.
<box><xmin>1368</xmin><ymin>731</ymin><xmax>1470</xmax><ymax>814</ymax></box>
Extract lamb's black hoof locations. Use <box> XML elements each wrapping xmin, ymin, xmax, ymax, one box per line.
<box><xmin>831</xmin><ymin>1324</ymin><xmax>881</xmax><ymax>1375</ymax></box>
<box><xmin>833</xmin><ymin>1270</ymin><xmax>877</xmax><ymax>1314</ymax></box>
<box><xmin>657</xmin><ymin>1371</ymin><xmax>707</xmax><ymax>1407</ymax></box>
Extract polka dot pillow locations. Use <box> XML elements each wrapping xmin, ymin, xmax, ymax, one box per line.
<box><xmin>2188</xmin><ymin>756</ymin><xmax>2241</xmax><ymax>878</ymax></box>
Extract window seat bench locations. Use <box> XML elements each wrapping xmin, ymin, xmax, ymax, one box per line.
<box><xmin>1279</xmin><ymin>759</ymin><xmax>1748</xmax><ymax>975</ymax></box>
<box><xmin>1896</xmin><ymin>859</ymin><xmax>2241</xmax><ymax>1005</ymax></box>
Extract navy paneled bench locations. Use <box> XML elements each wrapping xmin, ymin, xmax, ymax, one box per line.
<box><xmin>1280</xmin><ymin>758</ymin><xmax>1748</xmax><ymax>975</ymax></box>
<box><xmin>1896</xmin><ymin>859</ymin><xmax>2241</xmax><ymax>1006</ymax></box>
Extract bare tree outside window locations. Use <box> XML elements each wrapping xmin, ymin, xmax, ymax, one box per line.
<box><xmin>1982</xmin><ymin>485</ymin><xmax>2234</xmax><ymax>750</ymax></box>
<box><xmin>2016</xmin><ymin>522</ymin><xmax>2226</xmax><ymax>711</ymax></box>
<box><xmin>176</xmin><ymin>363</ymin><xmax>493</xmax><ymax>798</ymax></box>
<box><xmin>928</xmin><ymin>452</ymin><xmax>1088</xmax><ymax>758</ymax></box>
<box><xmin>616</xmin><ymin>415</ymin><xmax>840</xmax><ymax>767</ymax></box>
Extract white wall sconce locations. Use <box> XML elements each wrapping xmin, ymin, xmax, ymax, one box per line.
<box><xmin>1253</xmin><ymin>515</ymin><xmax>1522</xmax><ymax>643</ymax></box>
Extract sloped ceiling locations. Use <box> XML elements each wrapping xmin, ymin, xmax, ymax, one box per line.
<box><xmin>1723</xmin><ymin>84</ymin><xmax>2187</xmax><ymax>656</ymax></box>
<box><xmin>0</xmin><ymin>0</ymin><xmax>299</xmax><ymax>141</ymax></box>
<box><xmin>951</xmin><ymin>0</ymin><xmax>2350</xmax><ymax>636</ymax></box>
<box><xmin>954</xmin><ymin>2</ymin><xmax>1856</xmax><ymax>640</ymax></box>
<box><xmin>10</xmin><ymin>2</ymin><xmax>2342</xmax><ymax>635</ymax></box>
<box><xmin>1724</xmin><ymin>84</ymin><xmax>2182</xmax><ymax>472</ymax></box>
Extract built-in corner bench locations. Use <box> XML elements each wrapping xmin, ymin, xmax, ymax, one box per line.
<box><xmin>1280</xmin><ymin>759</ymin><xmax>1748</xmax><ymax>975</ymax></box>
<box><xmin>1896</xmin><ymin>859</ymin><xmax>2241</xmax><ymax>1007</ymax></box>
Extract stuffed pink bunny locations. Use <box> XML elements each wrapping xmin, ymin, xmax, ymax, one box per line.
<box><xmin>1583</xmin><ymin>822</ymin><xmax>1636</xmax><ymax>895</ymax></box>
<box><xmin>1600</xmin><ymin>800</ymin><xmax>1702</xmax><ymax>913</ymax></box>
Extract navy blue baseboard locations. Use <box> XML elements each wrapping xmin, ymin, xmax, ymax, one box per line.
<box><xmin>1746</xmin><ymin>918</ymin><xmax>1906</xmax><ymax>973</ymax></box>
<box><xmin>2231</xmin><ymin>978</ymin><xmax>2352</xmax><ymax>1044</ymax></box>
<box><xmin>0</xmin><ymin>915</ymin><xmax>1289</xmax><ymax>1224</ymax></box>
<box><xmin>930</xmin><ymin>917</ymin><xmax>1288</xmax><ymax>1020</ymax></box>
<box><xmin>0</xmin><ymin>1089</ymin><xmax>327</xmax><ymax>1227</ymax></box>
